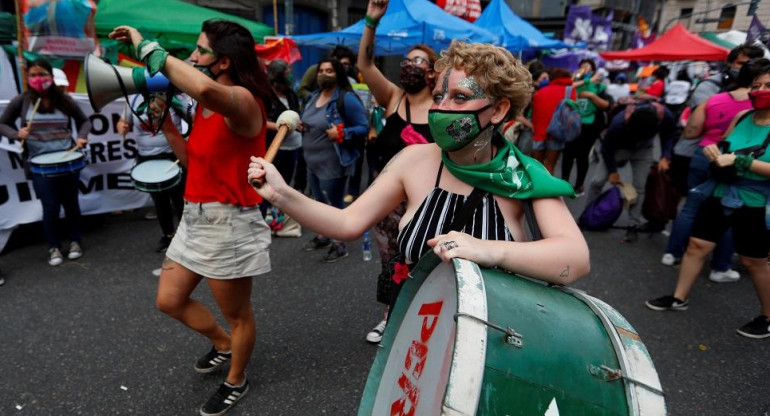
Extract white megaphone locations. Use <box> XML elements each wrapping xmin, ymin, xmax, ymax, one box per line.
<box><xmin>85</xmin><ymin>53</ymin><xmax>171</xmax><ymax>112</ymax></box>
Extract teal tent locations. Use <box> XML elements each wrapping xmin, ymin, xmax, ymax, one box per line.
<box><xmin>474</xmin><ymin>0</ymin><xmax>570</xmax><ymax>56</ymax></box>
<box><xmin>292</xmin><ymin>0</ymin><xmax>498</xmax><ymax>55</ymax></box>
<box><xmin>94</xmin><ymin>0</ymin><xmax>273</xmax><ymax>45</ymax></box>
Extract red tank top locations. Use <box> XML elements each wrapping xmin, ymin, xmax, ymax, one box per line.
<box><xmin>184</xmin><ymin>101</ymin><xmax>265</xmax><ymax>206</ymax></box>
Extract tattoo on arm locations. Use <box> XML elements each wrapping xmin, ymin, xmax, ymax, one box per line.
<box><xmin>366</xmin><ymin>44</ymin><xmax>374</xmax><ymax>61</ymax></box>
<box><xmin>560</xmin><ymin>266</ymin><xmax>570</xmax><ymax>280</ymax></box>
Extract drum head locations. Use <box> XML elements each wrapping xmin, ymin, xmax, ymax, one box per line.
<box><xmin>131</xmin><ymin>160</ymin><xmax>180</xmax><ymax>183</ymax></box>
<box><xmin>30</xmin><ymin>151</ymin><xmax>84</xmax><ymax>164</ymax></box>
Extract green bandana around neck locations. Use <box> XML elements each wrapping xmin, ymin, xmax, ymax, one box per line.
<box><xmin>441</xmin><ymin>135</ymin><xmax>576</xmax><ymax>199</ymax></box>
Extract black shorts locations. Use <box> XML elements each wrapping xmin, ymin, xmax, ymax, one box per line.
<box><xmin>691</xmin><ymin>197</ymin><xmax>770</xmax><ymax>259</ymax></box>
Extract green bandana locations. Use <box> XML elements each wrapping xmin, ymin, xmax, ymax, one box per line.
<box><xmin>441</xmin><ymin>135</ymin><xmax>575</xmax><ymax>199</ymax></box>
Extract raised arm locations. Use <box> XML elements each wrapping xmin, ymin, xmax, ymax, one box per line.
<box><xmin>108</xmin><ymin>26</ymin><xmax>262</xmax><ymax>136</ymax></box>
<box><xmin>357</xmin><ymin>0</ymin><xmax>402</xmax><ymax>111</ymax></box>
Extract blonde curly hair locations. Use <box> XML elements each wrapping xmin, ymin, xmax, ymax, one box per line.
<box><xmin>434</xmin><ymin>41</ymin><xmax>533</xmax><ymax>119</ymax></box>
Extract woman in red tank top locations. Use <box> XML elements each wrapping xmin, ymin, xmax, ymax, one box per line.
<box><xmin>110</xmin><ymin>20</ymin><xmax>272</xmax><ymax>416</ymax></box>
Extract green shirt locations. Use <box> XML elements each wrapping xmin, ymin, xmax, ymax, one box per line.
<box><xmin>713</xmin><ymin>115</ymin><xmax>770</xmax><ymax>207</ymax></box>
<box><xmin>575</xmin><ymin>82</ymin><xmax>606</xmax><ymax>125</ymax></box>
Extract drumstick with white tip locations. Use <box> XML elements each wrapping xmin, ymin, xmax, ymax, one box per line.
<box><xmin>164</xmin><ymin>159</ymin><xmax>181</xmax><ymax>173</ymax></box>
<box><xmin>251</xmin><ymin>110</ymin><xmax>301</xmax><ymax>187</ymax></box>
<box><xmin>19</xmin><ymin>97</ymin><xmax>42</xmax><ymax>149</ymax></box>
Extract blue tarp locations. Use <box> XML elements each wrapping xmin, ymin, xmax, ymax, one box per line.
<box><xmin>474</xmin><ymin>0</ymin><xmax>570</xmax><ymax>55</ymax></box>
<box><xmin>291</xmin><ymin>0</ymin><xmax>498</xmax><ymax>55</ymax></box>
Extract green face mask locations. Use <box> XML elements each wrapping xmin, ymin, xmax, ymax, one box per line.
<box><xmin>428</xmin><ymin>104</ymin><xmax>492</xmax><ymax>151</ymax></box>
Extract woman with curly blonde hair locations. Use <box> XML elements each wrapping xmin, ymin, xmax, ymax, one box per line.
<box><xmin>249</xmin><ymin>40</ymin><xmax>590</xmax><ymax>298</ymax></box>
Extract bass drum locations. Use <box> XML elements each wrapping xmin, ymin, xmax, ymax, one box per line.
<box><xmin>358</xmin><ymin>255</ymin><xmax>666</xmax><ymax>416</ymax></box>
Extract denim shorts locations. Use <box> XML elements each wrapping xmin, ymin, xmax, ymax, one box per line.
<box><xmin>531</xmin><ymin>138</ymin><xmax>565</xmax><ymax>151</ymax></box>
<box><xmin>166</xmin><ymin>201</ymin><xmax>271</xmax><ymax>279</ymax></box>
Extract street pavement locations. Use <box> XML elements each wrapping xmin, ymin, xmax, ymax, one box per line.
<box><xmin>1</xmin><ymin>188</ymin><xmax>769</xmax><ymax>416</ymax></box>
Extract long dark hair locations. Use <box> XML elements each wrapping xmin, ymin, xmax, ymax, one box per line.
<box><xmin>317</xmin><ymin>57</ymin><xmax>352</xmax><ymax>92</ymax></box>
<box><xmin>201</xmin><ymin>19</ymin><xmax>271</xmax><ymax>111</ymax></box>
<box><xmin>27</xmin><ymin>58</ymin><xmax>79</xmax><ymax>117</ymax></box>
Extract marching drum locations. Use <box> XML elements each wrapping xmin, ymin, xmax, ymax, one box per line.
<box><xmin>130</xmin><ymin>159</ymin><xmax>181</xmax><ymax>193</ymax></box>
<box><xmin>359</xmin><ymin>256</ymin><xmax>666</xmax><ymax>416</ymax></box>
<box><xmin>28</xmin><ymin>151</ymin><xmax>86</xmax><ymax>176</ymax></box>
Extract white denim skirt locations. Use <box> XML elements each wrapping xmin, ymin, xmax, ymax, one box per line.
<box><xmin>166</xmin><ymin>201</ymin><xmax>271</xmax><ymax>279</ymax></box>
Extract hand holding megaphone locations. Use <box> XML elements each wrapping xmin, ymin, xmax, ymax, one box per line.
<box><xmin>249</xmin><ymin>110</ymin><xmax>301</xmax><ymax>189</ymax></box>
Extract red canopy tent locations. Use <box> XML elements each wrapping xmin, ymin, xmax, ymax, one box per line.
<box><xmin>600</xmin><ymin>23</ymin><xmax>730</xmax><ymax>61</ymax></box>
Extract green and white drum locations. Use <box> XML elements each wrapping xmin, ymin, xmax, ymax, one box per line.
<box><xmin>358</xmin><ymin>256</ymin><xmax>666</xmax><ymax>416</ymax></box>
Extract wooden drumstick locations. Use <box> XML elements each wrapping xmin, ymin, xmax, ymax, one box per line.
<box><xmin>163</xmin><ymin>159</ymin><xmax>181</xmax><ymax>173</ymax></box>
<box><xmin>19</xmin><ymin>97</ymin><xmax>42</xmax><ymax>148</ymax></box>
<box><xmin>251</xmin><ymin>124</ymin><xmax>290</xmax><ymax>187</ymax></box>
<box><xmin>59</xmin><ymin>145</ymin><xmax>80</xmax><ymax>160</ymax></box>
<box><xmin>251</xmin><ymin>110</ymin><xmax>301</xmax><ymax>187</ymax></box>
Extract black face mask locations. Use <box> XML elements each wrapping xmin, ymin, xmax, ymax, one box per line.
<box><xmin>399</xmin><ymin>65</ymin><xmax>428</xmax><ymax>94</ymax></box>
<box><xmin>194</xmin><ymin>58</ymin><xmax>223</xmax><ymax>81</ymax></box>
<box><xmin>318</xmin><ymin>75</ymin><xmax>337</xmax><ymax>90</ymax></box>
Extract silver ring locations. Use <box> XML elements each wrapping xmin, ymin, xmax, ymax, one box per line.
<box><xmin>441</xmin><ymin>240</ymin><xmax>458</xmax><ymax>251</ymax></box>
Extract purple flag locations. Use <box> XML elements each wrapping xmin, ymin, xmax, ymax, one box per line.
<box><xmin>564</xmin><ymin>5</ymin><xmax>613</xmax><ymax>49</ymax></box>
<box><xmin>564</xmin><ymin>5</ymin><xmax>593</xmax><ymax>45</ymax></box>
<box><xmin>747</xmin><ymin>15</ymin><xmax>766</xmax><ymax>43</ymax></box>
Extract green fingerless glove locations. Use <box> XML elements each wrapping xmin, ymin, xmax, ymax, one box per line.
<box><xmin>735</xmin><ymin>154</ymin><xmax>754</xmax><ymax>174</ymax></box>
<box><xmin>136</xmin><ymin>40</ymin><xmax>169</xmax><ymax>76</ymax></box>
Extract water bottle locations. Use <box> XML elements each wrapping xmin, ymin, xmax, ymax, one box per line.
<box><xmin>362</xmin><ymin>231</ymin><xmax>372</xmax><ymax>261</ymax></box>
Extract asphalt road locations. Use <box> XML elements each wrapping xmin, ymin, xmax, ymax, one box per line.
<box><xmin>1</xmin><ymin>187</ymin><xmax>769</xmax><ymax>416</ymax></box>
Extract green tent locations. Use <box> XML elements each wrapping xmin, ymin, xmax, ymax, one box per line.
<box><xmin>700</xmin><ymin>32</ymin><xmax>737</xmax><ymax>50</ymax></box>
<box><xmin>0</xmin><ymin>12</ymin><xmax>16</xmax><ymax>44</ymax></box>
<box><xmin>94</xmin><ymin>0</ymin><xmax>273</xmax><ymax>45</ymax></box>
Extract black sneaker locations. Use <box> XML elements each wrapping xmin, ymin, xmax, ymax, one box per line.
<box><xmin>322</xmin><ymin>243</ymin><xmax>349</xmax><ymax>263</ymax></box>
<box><xmin>303</xmin><ymin>236</ymin><xmax>331</xmax><ymax>251</ymax></box>
<box><xmin>155</xmin><ymin>235</ymin><xmax>173</xmax><ymax>253</ymax></box>
<box><xmin>194</xmin><ymin>346</ymin><xmax>231</xmax><ymax>374</ymax></box>
<box><xmin>199</xmin><ymin>379</ymin><xmax>249</xmax><ymax>416</ymax></box>
<box><xmin>645</xmin><ymin>295</ymin><xmax>689</xmax><ymax>311</ymax></box>
<box><xmin>736</xmin><ymin>315</ymin><xmax>770</xmax><ymax>339</ymax></box>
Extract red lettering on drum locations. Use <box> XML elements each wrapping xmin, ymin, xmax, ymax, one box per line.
<box><xmin>418</xmin><ymin>301</ymin><xmax>442</xmax><ymax>343</ymax></box>
<box><xmin>390</xmin><ymin>300</ymin><xmax>444</xmax><ymax>416</ymax></box>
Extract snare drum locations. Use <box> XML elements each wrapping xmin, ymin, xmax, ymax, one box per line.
<box><xmin>29</xmin><ymin>151</ymin><xmax>87</xmax><ymax>177</ymax></box>
<box><xmin>359</xmin><ymin>255</ymin><xmax>666</xmax><ymax>416</ymax></box>
<box><xmin>130</xmin><ymin>159</ymin><xmax>182</xmax><ymax>193</ymax></box>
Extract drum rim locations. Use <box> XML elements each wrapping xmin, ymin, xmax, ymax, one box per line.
<box><xmin>130</xmin><ymin>159</ymin><xmax>181</xmax><ymax>182</ymax></box>
<box><xmin>29</xmin><ymin>150</ymin><xmax>85</xmax><ymax>165</ymax></box>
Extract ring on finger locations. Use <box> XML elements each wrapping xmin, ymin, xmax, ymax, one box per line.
<box><xmin>441</xmin><ymin>240</ymin><xmax>458</xmax><ymax>251</ymax></box>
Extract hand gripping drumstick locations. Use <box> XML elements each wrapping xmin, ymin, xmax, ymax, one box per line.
<box><xmin>19</xmin><ymin>98</ymin><xmax>42</xmax><ymax>149</ymax></box>
<box><xmin>251</xmin><ymin>110</ymin><xmax>301</xmax><ymax>187</ymax></box>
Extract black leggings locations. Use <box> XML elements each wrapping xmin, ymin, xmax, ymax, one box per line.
<box><xmin>561</xmin><ymin>119</ymin><xmax>602</xmax><ymax>189</ymax></box>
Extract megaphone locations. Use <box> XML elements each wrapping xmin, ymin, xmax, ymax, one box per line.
<box><xmin>85</xmin><ymin>53</ymin><xmax>171</xmax><ymax>112</ymax></box>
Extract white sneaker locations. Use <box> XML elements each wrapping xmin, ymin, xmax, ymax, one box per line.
<box><xmin>48</xmin><ymin>248</ymin><xmax>63</xmax><ymax>266</ymax></box>
<box><xmin>661</xmin><ymin>253</ymin><xmax>679</xmax><ymax>267</ymax></box>
<box><xmin>67</xmin><ymin>242</ymin><xmax>83</xmax><ymax>260</ymax></box>
<box><xmin>709</xmin><ymin>269</ymin><xmax>740</xmax><ymax>283</ymax></box>
<box><xmin>366</xmin><ymin>319</ymin><xmax>387</xmax><ymax>344</ymax></box>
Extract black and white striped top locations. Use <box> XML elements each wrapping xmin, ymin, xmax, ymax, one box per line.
<box><xmin>397</xmin><ymin>164</ymin><xmax>513</xmax><ymax>263</ymax></box>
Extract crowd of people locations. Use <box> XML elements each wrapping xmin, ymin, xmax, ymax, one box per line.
<box><xmin>2</xmin><ymin>0</ymin><xmax>770</xmax><ymax>413</ymax></box>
